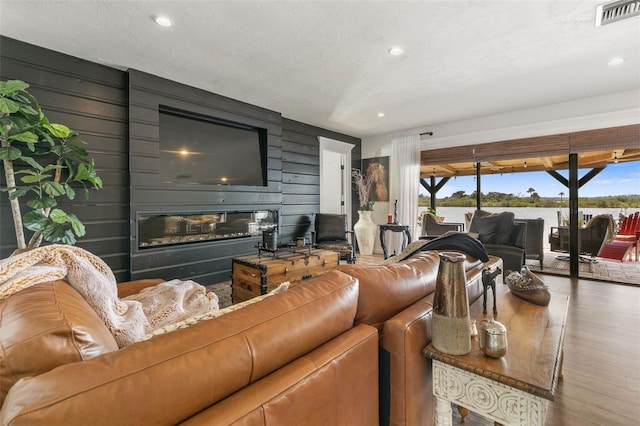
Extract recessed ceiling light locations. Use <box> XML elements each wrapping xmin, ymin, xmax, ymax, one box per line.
<box><xmin>608</xmin><ymin>57</ymin><xmax>624</xmax><ymax>66</ymax></box>
<box><xmin>388</xmin><ymin>47</ymin><xmax>403</xmax><ymax>56</ymax></box>
<box><xmin>154</xmin><ymin>15</ymin><xmax>172</xmax><ymax>27</ymax></box>
<box><xmin>377</xmin><ymin>112</ymin><xmax>385</xmax><ymax>118</ymax></box>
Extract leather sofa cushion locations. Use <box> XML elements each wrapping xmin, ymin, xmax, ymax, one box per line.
<box><xmin>469</xmin><ymin>210</ymin><xmax>515</xmax><ymax>245</ymax></box>
<box><xmin>0</xmin><ymin>270</ymin><xmax>361</xmax><ymax>424</ymax></box>
<box><xmin>0</xmin><ymin>280</ymin><xmax>118</xmax><ymax>406</ymax></box>
<box><xmin>337</xmin><ymin>252</ymin><xmax>441</xmax><ymax>329</ymax></box>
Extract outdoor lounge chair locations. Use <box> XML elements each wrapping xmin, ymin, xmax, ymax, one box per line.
<box><xmin>598</xmin><ymin>211</ymin><xmax>640</xmax><ymax>261</ymax></box>
<box><xmin>549</xmin><ymin>214</ymin><xmax>615</xmax><ymax>262</ymax></box>
<box><xmin>420</xmin><ymin>212</ymin><xmax>464</xmax><ymax>237</ymax></box>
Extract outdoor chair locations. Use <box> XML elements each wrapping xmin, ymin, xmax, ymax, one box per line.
<box><xmin>596</xmin><ymin>211</ymin><xmax>640</xmax><ymax>261</ymax></box>
<box><xmin>549</xmin><ymin>214</ymin><xmax>615</xmax><ymax>262</ymax></box>
<box><xmin>468</xmin><ymin>210</ymin><xmax>526</xmax><ymax>272</ymax></box>
<box><xmin>311</xmin><ymin>213</ymin><xmax>356</xmax><ymax>264</ymax></box>
<box><xmin>420</xmin><ymin>212</ymin><xmax>464</xmax><ymax>237</ymax></box>
<box><xmin>516</xmin><ymin>218</ymin><xmax>545</xmax><ymax>270</ymax></box>
<box><xmin>614</xmin><ymin>211</ymin><xmax>640</xmax><ymax>244</ymax></box>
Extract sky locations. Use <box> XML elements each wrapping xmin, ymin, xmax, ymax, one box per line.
<box><xmin>420</xmin><ymin>161</ymin><xmax>640</xmax><ymax>199</ymax></box>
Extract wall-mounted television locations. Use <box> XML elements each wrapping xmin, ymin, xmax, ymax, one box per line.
<box><xmin>158</xmin><ymin>105</ymin><xmax>268</xmax><ymax>186</ymax></box>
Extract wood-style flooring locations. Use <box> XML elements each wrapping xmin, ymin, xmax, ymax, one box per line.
<box><xmin>357</xmin><ymin>254</ymin><xmax>640</xmax><ymax>426</ymax></box>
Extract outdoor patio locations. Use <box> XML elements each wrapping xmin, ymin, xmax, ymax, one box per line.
<box><xmin>527</xmin><ymin>249</ymin><xmax>639</xmax><ymax>286</ymax></box>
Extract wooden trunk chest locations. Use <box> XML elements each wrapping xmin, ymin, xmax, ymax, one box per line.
<box><xmin>231</xmin><ymin>249</ymin><xmax>339</xmax><ymax>303</ymax></box>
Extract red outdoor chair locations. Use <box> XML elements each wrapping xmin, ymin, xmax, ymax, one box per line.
<box><xmin>599</xmin><ymin>212</ymin><xmax>640</xmax><ymax>262</ymax></box>
<box><xmin>615</xmin><ymin>211</ymin><xmax>640</xmax><ymax>243</ymax></box>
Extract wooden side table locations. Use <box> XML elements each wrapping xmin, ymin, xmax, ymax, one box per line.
<box><xmin>379</xmin><ymin>224</ymin><xmax>411</xmax><ymax>259</ymax></box>
<box><xmin>423</xmin><ymin>284</ymin><xmax>569</xmax><ymax>426</ymax></box>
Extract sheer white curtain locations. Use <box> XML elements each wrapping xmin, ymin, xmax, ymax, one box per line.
<box><xmin>391</xmin><ymin>135</ymin><xmax>421</xmax><ymax>240</ymax></box>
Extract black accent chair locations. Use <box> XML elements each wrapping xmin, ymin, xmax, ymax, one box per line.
<box><xmin>469</xmin><ymin>210</ymin><xmax>526</xmax><ymax>272</ymax></box>
<box><xmin>420</xmin><ymin>213</ymin><xmax>464</xmax><ymax>237</ymax></box>
<box><xmin>549</xmin><ymin>214</ymin><xmax>615</xmax><ymax>262</ymax></box>
<box><xmin>516</xmin><ymin>218</ymin><xmax>545</xmax><ymax>270</ymax></box>
<box><xmin>311</xmin><ymin>213</ymin><xmax>356</xmax><ymax>264</ymax></box>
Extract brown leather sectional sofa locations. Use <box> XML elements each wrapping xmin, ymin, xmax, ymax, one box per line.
<box><xmin>0</xmin><ymin>250</ymin><xmax>502</xmax><ymax>425</ymax></box>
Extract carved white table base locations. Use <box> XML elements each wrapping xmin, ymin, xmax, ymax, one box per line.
<box><xmin>432</xmin><ymin>361</ymin><xmax>548</xmax><ymax>426</ymax></box>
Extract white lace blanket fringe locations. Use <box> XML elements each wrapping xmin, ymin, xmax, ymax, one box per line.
<box><xmin>0</xmin><ymin>245</ymin><xmax>218</xmax><ymax>347</ymax></box>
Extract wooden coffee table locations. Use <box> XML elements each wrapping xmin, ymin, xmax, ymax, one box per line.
<box><xmin>423</xmin><ymin>283</ymin><xmax>569</xmax><ymax>426</ymax></box>
<box><xmin>231</xmin><ymin>248</ymin><xmax>339</xmax><ymax>303</ymax></box>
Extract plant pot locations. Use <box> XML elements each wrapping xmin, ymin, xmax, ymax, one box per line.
<box><xmin>353</xmin><ymin>210</ymin><xmax>377</xmax><ymax>256</ymax></box>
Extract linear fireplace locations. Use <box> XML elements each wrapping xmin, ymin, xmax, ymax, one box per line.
<box><xmin>138</xmin><ymin>210</ymin><xmax>278</xmax><ymax>249</ymax></box>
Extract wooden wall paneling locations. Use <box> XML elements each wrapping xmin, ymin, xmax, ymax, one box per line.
<box><xmin>281</xmin><ymin>118</ymin><xmax>362</xmax><ymax>239</ymax></box>
<box><xmin>569</xmin><ymin>124</ymin><xmax>640</xmax><ymax>152</ymax></box>
<box><xmin>0</xmin><ymin>37</ymin><xmax>129</xmax><ymax>281</ymax></box>
<box><xmin>128</xmin><ymin>69</ymin><xmax>284</xmax><ymax>282</ymax></box>
<box><xmin>1</xmin><ymin>37</ymin><xmax>362</xmax><ymax>285</ymax></box>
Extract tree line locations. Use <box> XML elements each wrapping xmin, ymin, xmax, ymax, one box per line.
<box><xmin>419</xmin><ymin>189</ymin><xmax>640</xmax><ymax>208</ymax></box>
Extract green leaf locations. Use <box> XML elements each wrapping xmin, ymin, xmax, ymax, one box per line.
<box><xmin>49</xmin><ymin>208</ymin><xmax>68</xmax><ymax>224</ymax></box>
<box><xmin>67</xmin><ymin>213</ymin><xmax>86</xmax><ymax>237</ymax></box>
<box><xmin>90</xmin><ymin>176</ymin><xmax>103</xmax><ymax>189</ymax></box>
<box><xmin>74</xmin><ymin>162</ymin><xmax>90</xmax><ymax>180</ymax></box>
<box><xmin>20</xmin><ymin>155</ymin><xmax>44</xmax><ymax>170</ymax></box>
<box><xmin>42</xmin><ymin>181</ymin><xmax>66</xmax><ymax>197</ymax></box>
<box><xmin>27</xmin><ymin>196</ymin><xmax>57</xmax><ymax>209</ymax></box>
<box><xmin>21</xmin><ymin>174</ymin><xmax>50</xmax><ymax>184</ymax></box>
<box><xmin>23</xmin><ymin>210</ymin><xmax>48</xmax><ymax>232</ymax></box>
<box><xmin>2</xmin><ymin>80</ymin><xmax>29</xmax><ymax>95</ymax></box>
<box><xmin>42</xmin><ymin>223</ymin><xmax>76</xmax><ymax>245</ymax></box>
<box><xmin>0</xmin><ymin>146</ymin><xmax>21</xmax><ymax>161</ymax></box>
<box><xmin>8</xmin><ymin>131</ymin><xmax>39</xmax><ymax>143</ymax></box>
<box><xmin>63</xmin><ymin>183</ymin><xmax>76</xmax><ymax>200</ymax></box>
<box><xmin>0</xmin><ymin>98</ymin><xmax>21</xmax><ymax>114</ymax></box>
<box><xmin>44</xmin><ymin>123</ymin><xmax>73</xmax><ymax>139</ymax></box>
<box><xmin>6</xmin><ymin>186</ymin><xmax>31</xmax><ymax>199</ymax></box>
<box><xmin>20</xmin><ymin>175</ymin><xmax>51</xmax><ymax>185</ymax></box>
<box><xmin>18</xmin><ymin>104</ymin><xmax>39</xmax><ymax>117</ymax></box>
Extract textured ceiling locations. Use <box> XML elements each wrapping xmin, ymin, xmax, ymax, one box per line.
<box><xmin>0</xmin><ymin>0</ymin><xmax>638</xmax><ymax>138</ymax></box>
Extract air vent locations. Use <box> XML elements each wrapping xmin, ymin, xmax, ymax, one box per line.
<box><xmin>596</xmin><ymin>0</ymin><xmax>640</xmax><ymax>26</ymax></box>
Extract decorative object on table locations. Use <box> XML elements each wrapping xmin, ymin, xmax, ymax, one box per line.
<box><xmin>262</xmin><ymin>228</ymin><xmax>278</xmax><ymax>250</ymax></box>
<box><xmin>0</xmin><ymin>79</ymin><xmax>103</xmax><ymax>250</ymax></box>
<box><xmin>478</xmin><ymin>318</ymin><xmax>508</xmax><ymax>358</ymax></box>
<box><xmin>505</xmin><ymin>266</ymin><xmax>551</xmax><ymax>306</ymax></box>
<box><xmin>352</xmin><ymin>168</ymin><xmax>376</xmax><ymax>255</ymax></box>
<box><xmin>470</xmin><ymin>319</ymin><xmax>478</xmax><ymax>337</ymax></box>
<box><xmin>393</xmin><ymin>199</ymin><xmax>399</xmax><ymax>224</ymax></box>
<box><xmin>481</xmin><ymin>266</ymin><xmax>502</xmax><ymax>315</ymax></box>
<box><xmin>387</xmin><ymin>213</ymin><xmax>393</xmax><ymax>224</ymax></box>
<box><xmin>432</xmin><ymin>251</ymin><xmax>471</xmax><ymax>355</ymax></box>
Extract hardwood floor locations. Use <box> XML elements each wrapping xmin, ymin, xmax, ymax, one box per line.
<box><xmin>359</xmin><ymin>254</ymin><xmax>640</xmax><ymax>425</ymax></box>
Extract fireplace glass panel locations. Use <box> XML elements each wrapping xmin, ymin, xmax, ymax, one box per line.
<box><xmin>138</xmin><ymin>210</ymin><xmax>277</xmax><ymax>249</ymax></box>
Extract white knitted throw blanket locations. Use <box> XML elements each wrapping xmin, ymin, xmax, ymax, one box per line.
<box><xmin>0</xmin><ymin>245</ymin><xmax>219</xmax><ymax>347</ymax></box>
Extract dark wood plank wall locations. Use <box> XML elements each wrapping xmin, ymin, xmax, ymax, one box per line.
<box><xmin>0</xmin><ymin>37</ymin><xmax>131</xmax><ymax>281</ymax></box>
<box><xmin>128</xmin><ymin>69</ymin><xmax>284</xmax><ymax>284</ymax></box>
<box><xmin>281</xmin><ymin>119</ymin><xmax>362</xmax><ymax>238</ymax></box>
<box><xmin>0</xmin><ymin>37</ymin><xmax>363</xmax><ymax>285</ymax></box>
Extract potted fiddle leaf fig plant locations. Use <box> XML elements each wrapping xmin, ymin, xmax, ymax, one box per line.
<box><xmin>0</xmin><ymin>79</ymin><xmax>103</xmax><ymax>250</ymax></box>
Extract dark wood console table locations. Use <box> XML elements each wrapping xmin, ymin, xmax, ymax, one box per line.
<box><xmin>379</xmin><ymin>224</ymin><xmax>411</xmax><ymax>259</ymax></box>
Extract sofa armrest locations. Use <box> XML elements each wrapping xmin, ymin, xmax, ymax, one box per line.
<box><xmin>117</xmin><ymin>278</ymin><xmax>165</xmax><ymax>298</ymax></box>
<box><xmin>379</xmin><ymin>295</ymin><xmax>435</xmax><ymax>426</ymax></box>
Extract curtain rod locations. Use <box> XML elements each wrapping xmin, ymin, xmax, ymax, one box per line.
<box><xmin>420</xmin><ymin>131</ymin><xmax>433</xmax><ymax>136</ymax></box>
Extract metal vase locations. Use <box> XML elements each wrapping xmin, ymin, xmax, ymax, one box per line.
<box><xmin>432</xmin><ymin>251</ymin><xmax>472</xmax><ymax>355</ymax></box>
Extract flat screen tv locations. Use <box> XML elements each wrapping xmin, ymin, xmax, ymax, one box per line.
<box><xmin>158</xmin><ymin>105</ymin><xmax>268</xmax><ymax>186</ymax></box>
